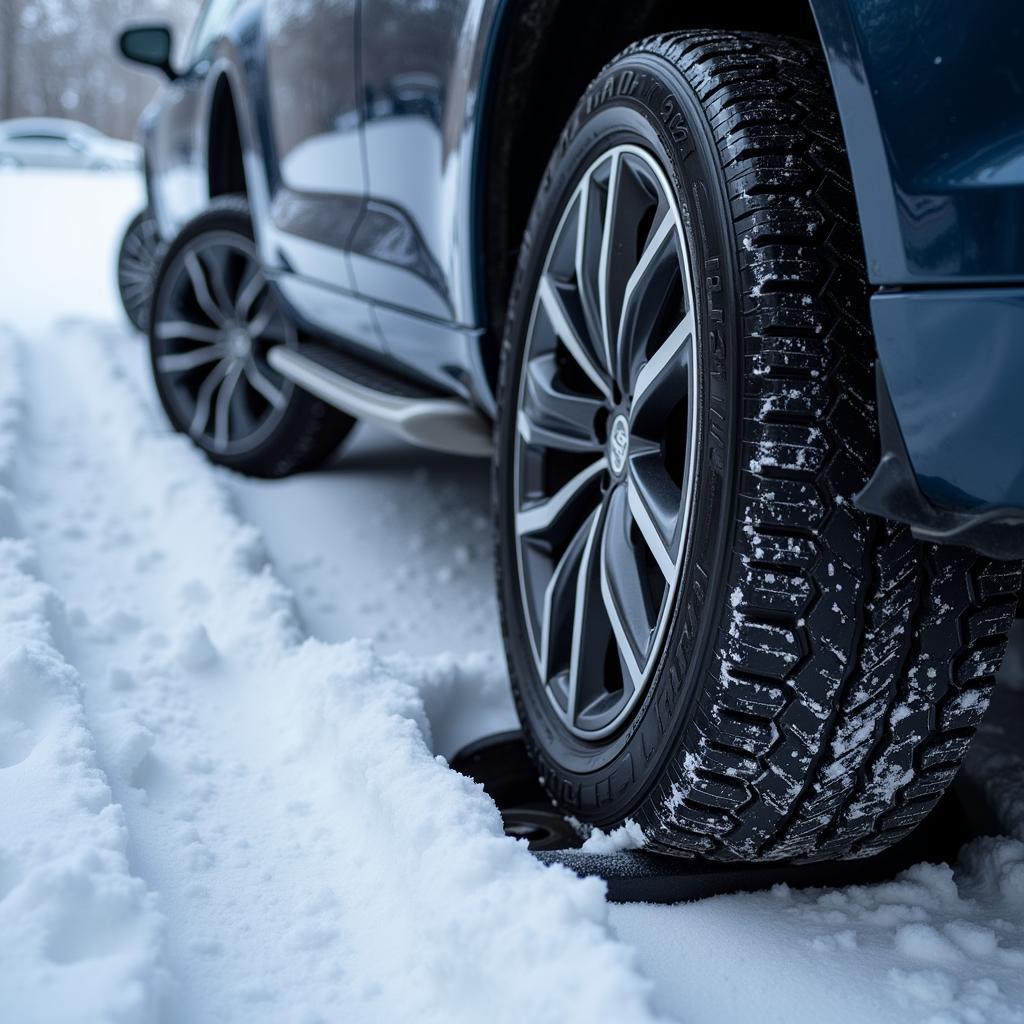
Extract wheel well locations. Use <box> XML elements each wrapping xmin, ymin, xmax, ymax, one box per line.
<box><xmin>478</xmin><ymin>1</ymin><xmax>820</xmax><ymax>386</ymax></box>
<box><xmin>208</xmin><ymin>76</ymin><xmax>247</xmax><ymax>200</ymax></box>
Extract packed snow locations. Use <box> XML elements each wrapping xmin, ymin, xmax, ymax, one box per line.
<box><xmin>0</xmin><ymin>169</ymin><xmax>1022</xmax><ymax>1023</ymax></box>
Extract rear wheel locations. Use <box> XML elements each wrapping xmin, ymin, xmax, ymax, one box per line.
<box><xmin>495</xmin><ymin>31</ymin><xmax>1023</xmax><ymax>861</ymax></box>
<box><xmin>117</xmin><ymin>209</ymin><xmax>163</xmax><ymax>332</ymax></box>
<box><xmin>149</xmin><ymin>196</ymin><xmax>355</xmax><ymax>477</ymax></box>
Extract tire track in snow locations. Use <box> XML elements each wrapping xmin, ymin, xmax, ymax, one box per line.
<box><xmin>0</xmin><ymin>327</ymin><xmax>166</xmax><ymax>1024</ymax></box>
<box><xmin>10</xmin><ymin>322</ymin><xmax>666</xmax><ymax>1024</ymax></box>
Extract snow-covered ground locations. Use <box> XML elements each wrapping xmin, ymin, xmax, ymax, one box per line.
<box><xmin>0</xmin><ymin>170</ymin><xmax>1022</xmax><ymax>1024</ymax></box>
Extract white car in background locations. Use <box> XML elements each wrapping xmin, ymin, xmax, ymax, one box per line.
<box><xmin>0</xmin><ymin>117</ymin><xmax>140</xmax><ymax>171</ymax></box>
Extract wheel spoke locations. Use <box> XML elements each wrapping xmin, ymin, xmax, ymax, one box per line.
<box><xmin>244</xmin><ymin>361</ymin><xmax>287</xmax><ymax>410</ymax></box>
<box><xmin>121</xmin><ymin>262</ymin><xmax>153</xmax><ymax>284</ymax></box>
<box><xmin>189</xmin><ymin>359</ymin><xmax>231</xmax><ymax>437</ymax></box>
<box><xmin>600</xmin><ymin>484</ymin><xmax>657</xmax><ymax>687</ymax></box>
<box><xmin>631</xmin><ymin>310</ymin><xmax>695</xmax><ymax>412</ymax></box>
<box><xmin>596</xmin><ymin>150</ymin><xmax>622</xmax><ymax>372</ymax></box>
<box><xmin>566</xmin><ymin>508</ymin><xmax>610</xmax><ymax>726</ymax></box>
<box><xmin>123</xmin><ymin>236</ymin><xmax>146</xmax><ymax>261</ymax></box>
<box><xmin>200</xmin><ymin>248</ymin><xmax>236</xmax><ymax>318</ymax></box>
<box><xmin>235</xmin><ymin>267</ymin><xmax>266</xmax><ymax>321</ymax></box>
<box><xmin>246</xmin><ymin>296</ymin><xmax>276</xmax><ymax>339</ymax></box>
<box><xmin>517</xmin><ymin>354</ymin><xmax>604</xmax><ymax>452</ymax></box>
<box><xmin>516</xmin><ymin>456</ymin><xmax>606</xmax><ymax>539</ymax></box>
<box><xmin>213</xmin><ymin>362</ymin><xmax>244</xmax><ymax>452</ymax></box>
<box><xmin>185</xmin><ymin>251</ymin><xmax>229</xmax><ymax>328</ymax></box>
<box><xmin>122</xmin><ymin>279</ymin><xmax>150</xmax><ymax>302</ymax></box>
<box><xmin>614</xmin><ymin>212</ymin><xmax>679</xmax><ymax>387</ymax></box>
<box><xmin>154</xmin><ymin>320</ymin><xmax>223</xmax><ymax>345</ymax></box>
<box><xmin>156</xmin><ymin>345</ymin><xmax>226</xmax><ymax>374</ymax></box>
<box><xmin>537</xmin><ymin>275</ymin><xmax>611</xmax><ymax>401</ymax></box>
<box><xmin>573</xmin><ymin>168</ymin><xmax>607</xmax><ymax>375</ymax></box>
<box><xmin>536</xmin><ymin>514</ymin><xmax>592</xmax><ymax>682</ymax></box>
<box><xmin>626</xmin><ymin>460</ymin><xmax>681</xmax><ymax>580</ymax></box>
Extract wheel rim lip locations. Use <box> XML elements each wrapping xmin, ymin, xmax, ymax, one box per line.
<box><xmin>152</xmin><ymin>230</ymin><xmax>295</xmax><ymax>456</ymax></box>
<box><xmin>512</xmin><ymin>142</ymin><xmax>702</xmax><ymax>742</ymax></box>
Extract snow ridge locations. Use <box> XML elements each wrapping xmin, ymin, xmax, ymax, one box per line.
<box><xmin>0</xmin><ymin>329</ymin><xmax>166</xmax><ymax>1024</ymax></box>
<box><xmin>5</xmin><ymin>320</ymin><xmax>663</xmax><ymax>1023</ymax></box>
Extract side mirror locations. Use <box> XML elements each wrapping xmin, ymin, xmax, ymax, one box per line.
<box><xmin>118</xmin><ymin>25</ymin><xmax>176</xmax><ymax>80</ymax></box>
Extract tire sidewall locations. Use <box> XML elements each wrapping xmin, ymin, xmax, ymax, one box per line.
<box><xmin>496</xmin><ymin>52</ymin><xmax>743</xmax><ymax>825</ymax></box>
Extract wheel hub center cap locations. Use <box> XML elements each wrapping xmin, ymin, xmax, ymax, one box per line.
<box><xmin>608</xmin><ymin>413</ymin><xmax>630</xmax><ymax>477</ymax></box>
<box><xmin>227</xmin><ymin>327</ymin><xmax>251</xmax><ymax>360</ymax></box>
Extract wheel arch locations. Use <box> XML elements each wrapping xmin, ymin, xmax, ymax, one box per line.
<box><xmin>207</xmin><ymin>72</ymin><xmax>248</xmax><ymax>201</ymax></box>
<box><xmin>475</xmin><ymin>0</ymin><xmax>822</xmax><ymax>393</ymax></box>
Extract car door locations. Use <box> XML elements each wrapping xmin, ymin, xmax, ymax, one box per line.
<box><xmin>262</xmin><ymin>0</ymin><xmax>365</xmax><ymax>295</ymax></box>
<box><xmin>356</xmin><ymin>0</ymin><xmax>497</xmax><ymax>329</ymax></box>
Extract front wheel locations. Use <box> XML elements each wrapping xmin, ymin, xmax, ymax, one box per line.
<box><xmin>494</xmin><ymin>31</ymin><xmax>1022</xmax><ymax>861</ymax></box>
<box><xmin>149</xmin><ymin>196</ymin><xmax>355</xmax><ymax>477</ymax></box>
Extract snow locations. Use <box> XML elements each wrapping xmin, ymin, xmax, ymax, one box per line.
<box><xmin>1</xmin><ymin>169</ymin><xmax>1022</xmax><ymax>1023</ymax></box>
<box><xmin>0</xmin><ymin>330</ymin><xmax>165</xmax><ymax>1022</ymax></box>
<box><xmin>0</xmin><ymin>169</ymin><xmax>144</xmax><ymax>331</ymax></box>
<box><xmin>581</xmin><ymin>820</ymin><xmax>647</xmax><ymax>855</ymax></box>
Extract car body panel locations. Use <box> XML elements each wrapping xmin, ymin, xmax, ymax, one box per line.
<box><xmin>143</xmin><ymin>72</ymin><xmax>208</xmax><ymax>231</ymax></box>
<box><xmin>357</xmin><ymin>0</ymin><xmax>501</xmax><ymax>327</ymax></box>
<box><xmin>354</xmin><ymin>0</ymin><xmax>503</xmax><ymax>401</ymax></box>
<box><xmin>134</xmin><ymin>0</ymin><xmax>1024</xmax><ymax>550</ymax></box>
<box><xmin>810</xmin><ymin>0</ymin><xmax>1024</xmax><ymax>546</ymax></box>
<box><xmin>809</xmin><ymin>0</ymin><xmax>1024</xmax><ymax>286</ymax></box>
<box><xmin>871</xmin><ymin>289</ymin><xmax>1024</xmax><ymax>513</ymax></box>
<box><xmin>262</xmin><ymin>0</ymin><xmax>364</xmax><ymax>298</ymax></box>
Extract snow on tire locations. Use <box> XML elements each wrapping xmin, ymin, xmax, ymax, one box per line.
<box><xmin>495</xmin><ymin>31</ymin><xmax>1023</xmax><ymax>861</ymax></box>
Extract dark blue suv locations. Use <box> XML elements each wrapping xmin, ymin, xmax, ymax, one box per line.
<box><xmin>118</xmin><ymin>1</ymin><xmax>1024</xmax><ymax>863</ymax></box>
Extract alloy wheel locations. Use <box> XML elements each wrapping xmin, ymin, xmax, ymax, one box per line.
<box><xmin>513</xmin><ymin>144</ymin><xmax>700</xmax><ymax>740</ymax></box>
<box><xmin>152</xmin><ymin>231</ymin><xmax>295</xmax><ymax>456</ymax></box>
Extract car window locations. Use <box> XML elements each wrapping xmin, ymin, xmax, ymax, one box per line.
<box><xmin>10</xmin><ymin>133</ymin><xmax>70</xmax><ymax>144</ymax></box>
<box><xmin>184</xmin><ymin>0</ymin><xmax>240</xmax><ymax>68</ymax></box>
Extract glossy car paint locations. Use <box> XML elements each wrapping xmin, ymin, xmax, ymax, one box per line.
<box><xmin>871</xmin><ymin>289</ymin><xmax>1024</xmax><ymax>512</ymax></box>
<box><xmin>809</xmin><ymin>0</ymin><xmax>1024</xmax><ymax>286</ymax></box>
<box><xmin>262</xmin><ymin>0</ymin><xmax>363</xmax><ymax>293</ymax></box>
<box><xmin>355</xmin><ymin>0</ymin><xmax>502</xmax><ymax>407</ymax></box>
<box><xmin>134</xmin><ymin>0</ymin><xmax>1024</xmax><ymax>531</ymax></box>
<box><xmin>807</xmin><ymin>0</ymin><xmax>1024</xmax><ymax>521</ymax></box>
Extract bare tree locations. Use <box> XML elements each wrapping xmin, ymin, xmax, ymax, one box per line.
<box><xmin>0</xmin><ymin>0</ymin><xmax>20</xmax><ymax>120</ymax></box>
<box><xmin>0</xmin><ymin>0</ymin><xmax>199</xmax><ymax>137</ymax></box>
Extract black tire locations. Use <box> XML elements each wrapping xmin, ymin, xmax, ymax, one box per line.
<box><xmin>495</xmin><ymin>31</ymin><xmax>1023</xmax><ymax>862</ymax></box>
<box><xmin>150</xmin><ymin>196</ymin><xmax>355</xmax><ymax>478</ymax></box>
<box><xmin>118</xmin><ymin>209</ymin><xmax>164</xmax><ymax>333</ymax></box>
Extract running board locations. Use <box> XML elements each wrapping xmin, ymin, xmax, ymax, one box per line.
<box><xmin>266</xmin><ymin>346</ymin><xmax>493</xmax><ymax>457</ymax></box>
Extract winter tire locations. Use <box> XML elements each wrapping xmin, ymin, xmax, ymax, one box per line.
<box><xmin>117</xmin><ymin>209</ymin><xmax>164</xmax><ymax>333</ymax></box>
<box><xmin>494</xmin><ymin>31</ymin><xmax>1023</xmax><ymax>861</ymax></box>
<box><xmin>150</xmin><ymin>196</ymin><xmax>355</xmax><ymax>477</ymax></box>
